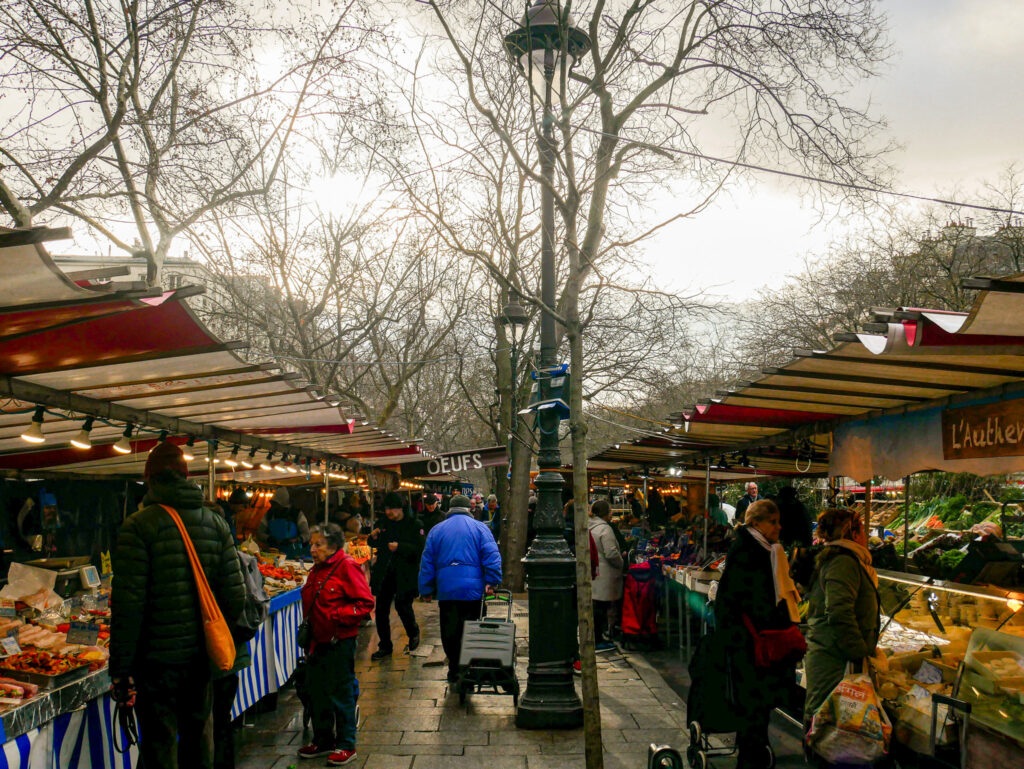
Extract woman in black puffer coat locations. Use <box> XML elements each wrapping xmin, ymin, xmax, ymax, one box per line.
<box><xmin>714</xmin><ymin>500</ymin><xmax>801</xmax><ymax>769</ymax></box>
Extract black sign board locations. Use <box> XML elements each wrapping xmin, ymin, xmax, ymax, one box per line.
<box><xmin>402</xmin><ymin>446</ymin><xmax>508</xmax><ymax>478</ymax></box>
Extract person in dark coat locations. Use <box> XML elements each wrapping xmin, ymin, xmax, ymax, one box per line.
<box><xmin>714</xmin><ymin>500</ymin><xmax>801</xmax><ymax>769</ymax></box>
<box><xmin>647</xmin><ymin>488</ymin><xmax>667</xmax><ymax>528</ymax></box>
<box><xmin>420</xmin><ymin>493</ymin><xmax>444</xmax><ymax>534</ymax></box>
<box><xmin>256</xmin><ymin>487</ymin><xmax>310</xmax><ymax>558</ymax></box>
<box><xmin>734</xmin><ymin>481</ymin><xmax>760</xmax><ymax>524</ymax></box>
<box><xmin>111</xmin><ymin>441</ymin><xmax>246</xmax><ymax>769</ymax></box>
<box><xmin>774</xmin><ymin>486</ymin><xmax>813</xmax><ymax>547</ymax></box>
<box><xmin>368</xmin><ymin>492</ymin><xmax>425</xmax><ymax>660</ymax></box>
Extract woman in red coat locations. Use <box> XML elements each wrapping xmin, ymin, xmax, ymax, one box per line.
<box><xmin>297</xmin><ymin>524</ymin><xmax>374</xmax><ymax>766</ymax></box>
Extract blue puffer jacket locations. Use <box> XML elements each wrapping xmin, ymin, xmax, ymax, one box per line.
<box><xmin>418</xmin><ymin>509</ymin><xmax>502</xmax><ymax>600</ymax></box>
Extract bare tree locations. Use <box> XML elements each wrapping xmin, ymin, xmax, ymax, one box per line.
<box><xmin>0</xmin><ymin>0</ymin><xmax>382</xmax><ymax>283</ymax></box>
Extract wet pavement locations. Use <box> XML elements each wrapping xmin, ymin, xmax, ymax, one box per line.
<box><xmin>234</xmin><ymin>597</ymin><xmax>704</xmax><ymax>769</ymax></box>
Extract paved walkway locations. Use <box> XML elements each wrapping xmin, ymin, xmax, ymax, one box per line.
<box><xmin>235</xmin><ymin>597</ymin><xmax>691</xmax><ymax>769</ymax></box>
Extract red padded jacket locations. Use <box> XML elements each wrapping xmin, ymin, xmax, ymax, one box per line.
<box><xmin>301</xmin><ymin>549</ymin><xmax>374</xmax><ymax>650</ymax></box>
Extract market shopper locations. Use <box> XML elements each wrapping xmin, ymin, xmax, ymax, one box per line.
<box><xmin>735</xmin><ymin>481</ymin><xmax>760</xmax><ymax>524</ymax></box>
<box><xmin>707</xmin><ymin>493</ymin><xmax>730</xmax><ymax>527</ymax></box>
<box><xmin>714</xmin><ymin>499</ymin><xmax>802</xmax><ymax>769</ymax></box>
<box><xmin>418</xmin><ymin>494</ymin><xmax>502</xmax><ymax>683</ymax></box>
<box><xmin>588</xmin><ymin>499</ymin><xmax>624</xmax><ymax>651</ymax></box>
<box><xmin>486</xmin><ymin>493</ymin><xmax>501</xmax><ymax>541</ymax></box>
<box><xmin>111</xmin><ymin>440</ymin><xmax>246</xmax><ymax>769</ymax></box>
<box><xmin>420</xmin><ymin>493</ymin><xmax>444</xmax><ymax>534</ymax></box>
<box><xmin>775</xmin><ymin>485</ymin><xmax>813</xmax><ymax>547</ymax></box>
<box><xmin>803</xmin><ymin>508</ymin><xmax>881</xmax><ymax>723</ymax></box>
<box><xmin>219</xmin><ymin>487</ymin><xmax>248</xmax><ymax>540</ymax></box>
<box><xmin>298</xmin><ymin>524</ymin><xmax>375</xmax><ymax>765</ymax></box>
<box><xmin>368</xmin><ymin>492</ymin><xmax>425</xmax><ymax>660</ymax></box>
<box><xmin>257</xmin><ymin>487</ymin><xmax>311</xmax><ymax>558</ymax></box>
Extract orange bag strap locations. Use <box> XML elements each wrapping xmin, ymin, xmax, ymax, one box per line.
<box><xmin>159</xmin><ymin>504</ymin><xmax>221</xmax><ymax>619</ymax></box>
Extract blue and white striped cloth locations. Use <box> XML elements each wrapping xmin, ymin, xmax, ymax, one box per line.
<box><xmin>230</xmin><ymin>619</ymin><xmax>270</xmax><ymax>720</ymax></box>
<box><xmin>0</xmin><ymin>694</ymin><xmax>138</xmax><ymax>769</ymax></box>
<box><xmin>272</xmin><ymin>599</ymin><xmax>304</xmax><ymax>688</ymax></box>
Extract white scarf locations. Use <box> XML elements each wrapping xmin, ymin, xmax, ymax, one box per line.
<box><xmin>831</xmin><ymin>539</ymin><xmax>879</xmax><ymax>587</ymax></box>
<box><xmin>747</xmin><ymin>526</ymin><xmax>801</xmax><ymax>623</ymax></box>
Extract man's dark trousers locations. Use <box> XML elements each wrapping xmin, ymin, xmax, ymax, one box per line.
<box><xmin>375</xmin><ymin>571</ymin><xmax>419</xmax><ymax>652</ymax></box>
<box><xmin>135</xmin><ymin>659</ymin><xmax>214</xmax><ymax>769</ymax></box>
<box><xmin>438</xmin><ymin>599</ymin><xmax>482</xmax><ymax>679</ymax></box>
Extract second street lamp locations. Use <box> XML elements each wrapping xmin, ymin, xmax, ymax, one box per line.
<box><xmin>504</xmin><ymin>0</ymin><xmax>591</xmax><ymax>730</ymax></box>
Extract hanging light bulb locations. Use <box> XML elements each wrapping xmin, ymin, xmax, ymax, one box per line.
<box><xmin>225</xmin><ymin>445</ymin><xmax>240</xmax><ymax>467</ymax></box>
<box><xmin>113</xmin><ymin>424</ymin><xmax>134</xmax><ymax>454</ymax></box>
<box><xmin>241</xmin><ymin>447</ymin><xmax>257</xmax><ymax>469</ymax></box>
<box><xmin>260</xmin><ymin>452</ymin><xmax>275</xmax><ymax>471</ymax></box>
<box><xmin>70</xmin><ymin>416</ymin><xmax>95</xmax><ymax>449</ymax></box>
<box><xmin>275</xmin><ymin>454</ymin><xmax>290</xmax><ymax>473</ymax></box>
<box><xmin>286</xmin><ymin>455</ymin><xmax>300</xmax><ymax>474</ymax></box>
<box><xmin>20</xmin><ymin>406</ymin><xmax>46</xmax><ymax>444</ymax></box>
<box><xmin>182</xmin><ymin>436</ymin><xmax>196</xmax><ymax>461</ymax></box>
<box><xmin>157</xmin><ymin>430</ymin><xmax>169</xmax><ymax>443</ymax></box>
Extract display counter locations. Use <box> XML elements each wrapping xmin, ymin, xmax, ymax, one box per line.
<box><xmin>0</xmin><ymin>586</ymin><xmax>305</xmax><ymax>767</ymax></box>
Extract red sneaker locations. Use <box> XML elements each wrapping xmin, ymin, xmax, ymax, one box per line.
<box><xmin>328</xmin><ymin>749</ymin><xmax>358</xmax><ymax>765</ymax></box>
<box><xmin>298</xmin><ymin>744</ymin><xmax>333</xmax><ymax>759</ymax></box>
<box><xmin>572</xmin><ymin>660</ymin><xmax>581</xmax><ymax>675</ymax></box>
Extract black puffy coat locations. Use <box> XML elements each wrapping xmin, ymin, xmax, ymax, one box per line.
<box><xmin>713</xmin><ymin>526</ymin><xmax>795</xmax><ymax>721</ymax></box>
<box><xmin>368</xmin><ymin>512</ymin><xmax>425</xmax><ymax>597</ymax></box>
<box><xmin>110</xmin><ymin>476</ymin><xmax>245</xmax><ymax>677</ymax></box>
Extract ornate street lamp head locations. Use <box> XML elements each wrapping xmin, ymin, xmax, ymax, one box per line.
<box><xmin>499</xmin><ymin>300</ymin><xmax>530</xmax><ymax>347</ymax></box>
<box><xmin>503</xmin><ymin>0</ymin><xmax>591</xmax><ymax>101</ymax></box>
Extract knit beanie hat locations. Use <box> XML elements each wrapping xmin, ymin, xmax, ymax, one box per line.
<box><xmin>144</xmin><ymin>440</ymin><xmax>188</xmax><ymax>479</ymax></box>
<box><xmin>449</xmin><ymin>494</ymin><xmax>471</xmax><ymax>510</ymax></box>
<box><xmin>228</xmin><ymin>488</ymin><xmax>248</xmax><ymax>505</ymax></box>
<box><xmin>383</xmin><ymin>491</ymin><xmax>404</xmax><ymax>509</ymax></box>
<box><xmin>272</xmin><ymin>487</ymin><xmax>290</xmax><ymax>506</ymax></box>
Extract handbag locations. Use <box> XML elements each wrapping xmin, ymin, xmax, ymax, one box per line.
<box><xmin>806</xmin><ymin>663</ymin><xmax>892</xmax><ymax>764</ymax></box>
<box><xmin>159</xmin><ymin>505</ymin><xmax>236</xmax><ymax>671</ymax></box>
<box><xmin>297</xmin><ymin>557</ymin><xmax>344</xmax><ymax>652</ymax></box>
<box><xmin>741</xmin><ymin>614</ymin><xmax>807</xmax><ymax>668</ymax></box>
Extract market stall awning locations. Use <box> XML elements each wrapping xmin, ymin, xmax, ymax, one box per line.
<box><xmin>592</xmin><ymin>274</ymin><xmax>1024</xmax><ymax>482</ymax></box>
<box><xmin>0</xmin><ymin>232</ymin><xmax>431</xmax><ymax>478</ymax></box>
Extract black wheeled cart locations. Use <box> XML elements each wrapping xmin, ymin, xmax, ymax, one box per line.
<box><xmin>455</xmin><ymin>590</ymin><xmax>520</xmax><ymax>708</ymax></box>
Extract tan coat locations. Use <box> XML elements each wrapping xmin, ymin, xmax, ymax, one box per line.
<box><xmin>588</xmin><ymin>516</ymin><xmax>624</xmax><ymax>601</ymax></box>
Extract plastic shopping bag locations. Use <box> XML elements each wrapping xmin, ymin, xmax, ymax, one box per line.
<box><xmin>807</xmin><ymin>671</ymin><xmax>892</xmax><ymax>766</ymax></box>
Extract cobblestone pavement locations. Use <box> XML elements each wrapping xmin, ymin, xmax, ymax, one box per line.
<box><xmin>234</xmin><ymin>598</ymin><xmax>692</xmax><ymax>769</ymax></box>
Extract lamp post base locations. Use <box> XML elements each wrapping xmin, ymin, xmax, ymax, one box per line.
<box><xmin>515</xmin><ymin>538</ymin><xmax>583</xmax><ymax>729</ymax></box>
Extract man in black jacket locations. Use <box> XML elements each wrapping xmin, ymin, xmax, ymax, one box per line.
<box><xmin>735</xmin><ymin>481</ymin><xmax>760</xmax><ymax>524</ymax></box>
<box><xmin>368</xmin><ymin>492</ymin><xmax>425</xmax><ymax>660</ymax></box>
<box><xmin>111</xmin><ymin>440</ymin><xmax>246</xmax><ymax>769</ymax></box>
<box><xmin>420</xmin><ymin>493</ymin><xmax>444</xmax><ymax>534</ymax></box>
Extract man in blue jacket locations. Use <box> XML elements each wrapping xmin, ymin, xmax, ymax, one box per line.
<box><xmin>418</xmin><ymin>494</ymin><xmax>502</xmax><ymax>683</ymax></box>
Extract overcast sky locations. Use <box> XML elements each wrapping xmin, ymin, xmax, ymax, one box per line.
<box><xmin>642</xmin><ymin>0</ymin><xmax>1024</xmax><ymax>299</ymax></box>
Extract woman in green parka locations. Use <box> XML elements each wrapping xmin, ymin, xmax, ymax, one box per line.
<box><xmin>803</xmin><ymin>508</ymin><xmax>880</xmax><ymax>725</ymax></box>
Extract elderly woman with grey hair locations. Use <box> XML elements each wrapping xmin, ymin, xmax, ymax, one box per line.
<box><xmin>485</xmin><ymin>493</ymin><xmax>502</xmax><ymax>540</ymax></box>
<box><xmin>297</xmin><ymin>523</ymin><xmax>374</xmax><ymax>766</ymax></box>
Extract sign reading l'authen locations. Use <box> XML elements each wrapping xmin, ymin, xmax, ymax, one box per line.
<box><xmin>402</xmin><ymin>446</ymin><xmax>509</xmax><ymax>478</ymax></box>
<box><xmin>942</xmin><ymin>399</ymin><xmax>1024</xmax><ymax>460</ymax></box>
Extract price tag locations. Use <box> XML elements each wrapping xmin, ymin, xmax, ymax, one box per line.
<box><xmin>5</xmin><ymin>626</ymin><xmax>19</xmax><ymax>639</ymax></box>
<box><xmin>0</xmin><ymin>599</ymin><xmax>16</xmax><ymax>618</ymax></box>
<box><xmin>914</xmin><ymin>660</ymin><xmax>943</xmax><ymax>685</ymax></box>
<box><xmin>0</xmin><ymin>637</ymin><xmax>20</xmax><ymax>656</ymax></box>
<box><xmin>66</xmin><ymin>621</ymin><xmax>100</xmax><ymax>646</ymax></box>
<box><xmin>100</xmin><ymin>551</ymin><xmax>112</xmax><ymax>576</ymax></box>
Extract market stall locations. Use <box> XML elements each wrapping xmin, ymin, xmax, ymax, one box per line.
<box><xmin>0</xmin><ymin>228</ymin><xmax>432</xmax><ymax>765</ymax></box>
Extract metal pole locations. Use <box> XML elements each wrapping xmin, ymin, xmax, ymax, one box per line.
<box><xmin>865</xmin><ymin>479</ymin><xmax>873</xmax><ymax>538</ymax></box>
<box><xmin>207</xmin><ymin>441</ymin><xmax>217</xmax><ymax>504</ymax></box>
<box><xmin>324</xmin><ymin>463</ymin><xmax>330</xmax><ymax>526</ymax></box>
<box><xmin>642</xmin><ymin>468</ymin><xmax>649</xmax><ymax>530</ymax></box>
<box><xmin>517</xmin><ymin>45</ymin><xmax>583</xmax><ymax>729</ymax></box>
<box><xmin>903</xmin><ymin>474</ymin><xmax>911</xmax><ymax>571</ymax></box>
<box><xmin>703</xmin><ymin>459</ymin><xmax>711</xmax><ymax>557</ymax></box>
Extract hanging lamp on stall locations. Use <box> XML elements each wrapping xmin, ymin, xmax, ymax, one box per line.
<box><xmin>20</xmin><ymin>406</ymin><xmax>46</xmax><ymax>443</ymax></box>
<box><xmin>113</xmin><ymin>424</ymin><xmax>134</xmax><ymax>454</ymax></box>
<box><xmin>70</xmin><ymin>417</ymin><xmax>95</xmax><ymax>449</ymax></box>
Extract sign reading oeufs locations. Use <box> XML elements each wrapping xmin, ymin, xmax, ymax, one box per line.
<box><xmin>403</xmin><ymin>446</ymin><xmax>509</xmax><ymax>478</ymax></box>
<box><xmin>942</xmin><ymin>400</ymin><xmax>1024</xmax><ymax>460</ymax></box>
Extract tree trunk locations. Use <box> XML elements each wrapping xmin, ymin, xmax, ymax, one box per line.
<box><xmin>569</xmin><ymin>320</ymin><xmax>603</xmax><ymax>769</ymax></box>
